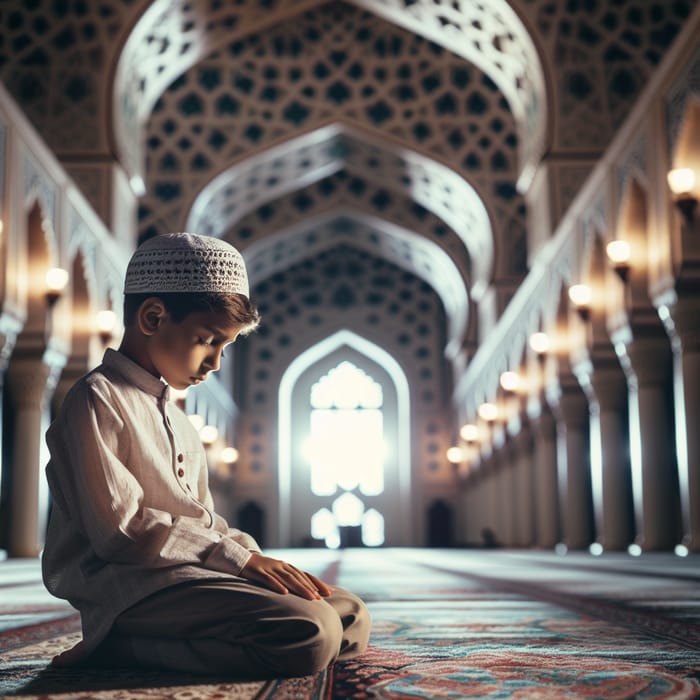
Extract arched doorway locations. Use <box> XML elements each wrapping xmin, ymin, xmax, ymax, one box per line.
<box><xmin>279</xmin><ymin>330</ymin><xmax>411</xmax><ymax>547</ymax></box>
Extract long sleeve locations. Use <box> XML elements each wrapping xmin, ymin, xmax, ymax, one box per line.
<box><xmin>41</xmin><ymin>350</ymin><xmax>263</xmax><ymax>652</ymax></box>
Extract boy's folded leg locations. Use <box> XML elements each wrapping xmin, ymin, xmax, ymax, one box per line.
<box><xmin>104</xmin><ymin>579</ymin><xmax>370</xmax><ymax>677</ymax></box>
<box><xmin>50</xmin><ymin>633</ymin><xmax>138</xmax><ymax>669</ymax></box>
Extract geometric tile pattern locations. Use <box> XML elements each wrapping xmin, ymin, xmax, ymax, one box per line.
<box><xmin>114</xmin><ymin>0</ymin><xmax>546</xmax><ymax>185</ymax></box>
<box><xmin>240</xmin><ymin>237</ymin><xmax>452</xmax><ymax>478</ymax></box>
<box><xmin>141</xmin><ymin>4</ymin><xmax>520</xmax><ymax>264</ymax></box>
<box><xmin>182</xmin><ymin>126</ymin><xmax>500</xmax><ymax>287</ymax></box>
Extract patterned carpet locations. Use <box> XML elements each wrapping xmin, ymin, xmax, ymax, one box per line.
<box><xmin>1</xmin><ymin>549</ymin><xmax>700</xmax><ymax>699</ymax></box>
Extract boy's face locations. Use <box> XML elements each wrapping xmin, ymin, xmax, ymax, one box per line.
<box><xmin>147</xmin><ymin>309</ymin><xmax>243</xmax><ymax>390</ymax></box>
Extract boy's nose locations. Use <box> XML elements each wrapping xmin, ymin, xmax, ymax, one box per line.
<box><xmin>204</xmin><ymin>350</ymin><xmax>222</xmax><ymax>373</ymax></box>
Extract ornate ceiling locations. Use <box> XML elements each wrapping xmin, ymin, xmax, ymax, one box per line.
<box><xmin>0</xmin><ymin>0</ymin><xmax>693</xmax><ymax>362</ymax></box>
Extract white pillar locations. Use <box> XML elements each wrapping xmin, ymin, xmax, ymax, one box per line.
<box><xmin>663</xmin><ymin>296</ymin><xmax>700</xmax><ymax>552</ymax></box>
<box><xmin>587</xmin><ymin>360</ymin><xmax>634</xmax><ymax>550</ymax></box>
<box><xmin>530</xmin><ymin>405</ymin><xmax>559</xmax><ymax>548</ymax></box>
<box><xmin>617</xmin><ymin>329</ymin><xmax>681</xmax><ymax>550</ymax></box>
<box><xmin>553</xmin><ymin>382</ymin><xmax>594</xmax><ymax>551</ymax></box>
<box><xmin>6</xmin><ymin>357</ymin><xmax>61</xmax><ymax>557</ymax></box>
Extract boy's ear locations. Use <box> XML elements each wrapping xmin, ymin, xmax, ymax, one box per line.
<box><xmin>137</xmin><ymin>298</ymin><xmax>168</xmax><ymax>336</ymax></box>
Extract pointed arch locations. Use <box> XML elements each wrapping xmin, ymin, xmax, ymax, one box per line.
<box><xmin>278</xmin><ymin>329</ymin><xmax>411</xmax><ymax>546</ymax></box>
<box><xmin>113</xmin><ymin>0</ymin><xmax>547</xmax><ymax>188</ymax></box>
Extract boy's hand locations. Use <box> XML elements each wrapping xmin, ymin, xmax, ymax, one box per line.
<box><xmin>240</xmin><ymin>553</ymin><xmax>333</xmax><ymax>600</ymax></box>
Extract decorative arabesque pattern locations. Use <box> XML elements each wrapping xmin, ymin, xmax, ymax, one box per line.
<box><xmin>242</xmin><ymin>210</ymin><xmax>469</xmax><ymax>351</ymax></box>
<box><xmin>519</xmin><ymin>0</ymin><xmax>694</xmax><ymax>151</ymax></box>
<box><xmin>230</xmin><ymin>169</ymin><xmax>473</xmax><ymax>285</ymax></box>
<box><xmin>242</xmin><ymin>239</ymin><xmax>452</xmax><ymax>478</ymax></box>
<box><xmin>0</xmin><ymin>0</ymin><xmax>140</xmax><ymax>154</ymax></box>
<box><xmin>115</xmin><ymin>0</ymin><xmax>545</xmax><ymax>186</ymax></box>
<box><xmin>185</xmin><ymin>126</ymin><xmax>505</xmax><ymax>288</ymax></box>
<box><xmin>141</xmin><ymin>4</ymin><xmax>520</xmax><ymax>264</ymax></box>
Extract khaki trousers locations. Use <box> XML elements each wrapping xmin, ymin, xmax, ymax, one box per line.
<box><xmin>98</xmin><ymin>579</ymin><xmax>371</xmax><ymax>678</ymax></box>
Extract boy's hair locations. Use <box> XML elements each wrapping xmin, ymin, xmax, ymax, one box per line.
<box><xmin>124</xmin><ymin>292</ymin><xmax>260</xmax><ymax>334</ymax></box>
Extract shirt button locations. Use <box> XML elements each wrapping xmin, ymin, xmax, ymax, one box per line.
<box><xmin>177</xmin><ymin>468</ymin><xmax>185</xmax><ymax>478</ymax></box>
<box><xmin>177</xmin><ymin>454</ymin><xmax>184</xmax><ymax>462</ymax></box>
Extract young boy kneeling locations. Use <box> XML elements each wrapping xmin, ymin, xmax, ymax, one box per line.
<box><xmin>42</xmin><ymin>233</ymin><xmax>371</xmax><ymax>677</ymax></box>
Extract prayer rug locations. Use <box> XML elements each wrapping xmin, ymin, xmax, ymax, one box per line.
<box><xmin>2</xmin><ymin>549</ymin><xmax>700</xmax><ymax>699</ymax></box>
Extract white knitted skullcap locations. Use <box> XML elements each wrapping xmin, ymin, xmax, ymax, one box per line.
<box><xmin>124</xmin><ymin>233</ymin><xmax>249</xmax><ymax>297</ymax></box>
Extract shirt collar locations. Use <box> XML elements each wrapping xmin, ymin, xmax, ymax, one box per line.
<box><xmin>103</xmin><ymin>348</ymin><xmax>170</xmax><ymax>401</ymax></box>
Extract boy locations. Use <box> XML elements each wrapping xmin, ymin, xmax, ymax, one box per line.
<box><xmin>42</xmin><ymin>232</ymin><xmax>370</xmax><ymax>677</ymax></box>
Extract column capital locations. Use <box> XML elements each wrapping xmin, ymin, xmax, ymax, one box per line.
<box><xmin>7</xmin><ymin>353</ymin><xmax>66</xmax><ymax>409</ymax></box>
<box><xmin>662</xmin><ymin>295</ymin><xmax>700</xmax><ymax>353</ymax></box>
<box><xmin>612</xmin><ymin>321</ymin><xmax>672</xmax><ymax>387</ymax></box>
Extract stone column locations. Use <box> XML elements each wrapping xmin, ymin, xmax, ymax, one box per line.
<box><xmin>616</xmin><ymin>326</ymin><xmax>681</xmax><ymax>550</ymax></box>
<box><xmin>529</xmin><ymin>402</ymin><xmax>559</xmax><ymax>548</ymax></box>
<box><xmin>663</xmin><ymin>295</ymin><xmax>700</xmax><ymax>552</ymax></box>
<box><xmin>585</xmin><ymin>358</ymin><xmax>634</xmax><ymax>551</ymax></box>
<box><xmin>551</xmin><ymin>381</ymin><xmax>594</xmax><ymax>551</ymax></box>
<box><xmin>511</xmin><ymin>425</ymin><xmax>535</xmax><ymax>547</ymax></box>
<box><xmin>6</xmin><ymin>354</ymin><xmax>63</xmax><ymax>557</ymax></box>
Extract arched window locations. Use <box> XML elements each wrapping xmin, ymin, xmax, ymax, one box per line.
<box><xmin>278</xmin><ymin>330</ymin><xmax>411</xmax><ymax>548</ymax></box>
<box><xmin>305</xmin><ymin>362</ymin><xmax>385</xmax><ymax>547</ymax></box>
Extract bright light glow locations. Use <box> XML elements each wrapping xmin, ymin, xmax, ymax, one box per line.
<box><xmin>46</xmin><ymin>267</ymin><xmax>69</xmax><ymax>293</ymax></box>
<box><xmin>221</xmin><ymin>446</ymin><xmax>239</xmax><ymax>464</ymax></box>
<box><xmin>96</xmin><ymin>309</ymin><xmax>117</xmax><ymax>334</ymax></box>
<box><xmin>308</xmin><ymin>362</ymin><xmax>384</xmax><ymax>498</ymax></box>
<box><xmin>308</xmin><ymin>408</ymin><xmax>384</xmax><ymax>496</ymax></box>
<box><xmin>478</xmin><ymin>402</ymin><xmax>499</xmax><ymax>422</ymax></box>
<box><xmin>200</xmin><ymin>424</ymin><xmax>219</xmax><ymax>445</ymax></box>
<box><xmin>311</xmin><ymin>508</ymin><xmax>340</xmax><ymax>549</ymax></box>
<box><xmin>188</xmin><ymin>414</ymin><xmax>205</xmax><ymax>431</ymax></box>
<box><xmin>446</xmin><ymin>446</ymin><xmax>466</xmax><ymax>464</ymax></box>
<box><xmin>305</xmin><ymin>360</ymin><xmax>387</xmax><ymax>547</ymax></box>
<box><xmin>568</xmin><ymin>284</ymin><xmax>592</xmax><ymax>308</ymax></box>
<box><xmin>606</xmin><ymin>240</ymin><xmax>631</xmax><ymax>265</ymax></box>
<box><xmin>460</xmin><ymin>423</ymin><xmax>480</xmax><ymax>442</ymax></box>
<box><xmin>332</xmin><ymin>492</ymin><xmax>364</xmax><ymax>526</ymax></box>
<box><xmin>628</xmin><ymin>543</ymin><xmax>643</xmax><ymax>557</ymax></box>
<box><xmin>278</xmin><ymin>329</ymin><xmax>410</xmax><ymax>548</ymax></box>
<box><xmin>529</xmin><ymin>332</ymin><xmax>550</xmax><ymax>355</ymax></box>
<box><xmin>362</xmin><ymin>508</ymin><xmax>385</xmax><ymax>547</ymax></box>
<box><xmin>589</xmin><ymin>542</ymin><xmax>604</xmax><ymax>556</ymax></box>
<box><xmin>667</xmin><ymin>167</ymin><xmax>696</xmax><ymax>195</ymax></box>
<box><xmin>500</xmin><ymin>370</ymin><xmax>521</xmax><ymax>392</ymax></box>
<box><xmin>674</xmin><ymin>544</ymin><xmax>689</xmax><ymax>557</ymax></box>
<box><xmin>311</xmin><ymin>361</ymin><xmax>382</xmax><ymax>409</ymax></box>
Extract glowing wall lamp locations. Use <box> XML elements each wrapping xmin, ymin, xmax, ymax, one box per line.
<box><xmin>220</xmin><ymin>446</ymin><xmax>239</xmax><ymax>464</ymax></box>
<box><xmin>606</xmin><ymin>239</ymin><xmax>631</xmax><ymax>282</ymax></box>
<box><xmin>96</xmin><ymin>309</ymin><xmax>117</xmax><ymax>344</ymax></box>
<box><xmin>667</xmin><ymin>168</ymin><xmax>697</xmax><ymax>224</ymax></box>
<box><xmin>45</xmin><ymin>267</ymin><xmax>69</xmax><ymax>306</ymax></box>
<box><xmin>200</xmin><ymin>424</ymin><xmax>219</xmax><ymax>446</ymax></box>
<box><xmin>568</xmin><ymin>284</ymin><xmax>592</xmax><ymax>321</ymax></box>
<box><xmin>446</xmin><ymin>446</ymin><xmax>467</xmax><ymax>464</ymax></box>
<box><xmin>499</xmin><ymin>370</ymin><xmax>521</xmax><ymax>393</ymax></box>
<box><xmin>459</xmin><ymin>423</ymin><xmax>480</xmax><ymax>444</ymax></box>
<box><xmin>529</xmin><ymin>331</ymin><xmax>550</xmax><ymax>360</ymax></box>
<box><xmin>477</xmin><ymin>401</ymin><xmax>499</xmax><ymax>423</ymax></box>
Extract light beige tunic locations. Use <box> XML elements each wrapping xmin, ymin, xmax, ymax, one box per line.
<box><xmin>42</xmin><ymin>349</ymin><xmax>261</xmax><ymax>653</ymax></box>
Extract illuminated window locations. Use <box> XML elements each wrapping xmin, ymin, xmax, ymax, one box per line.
<box><xmin>306</xmin><ymin>361</ymin><xmax>385</xmax><ymax>547</ymax></box>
